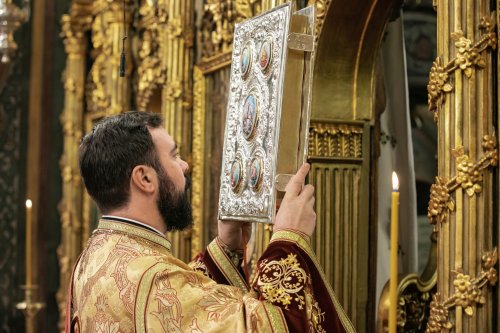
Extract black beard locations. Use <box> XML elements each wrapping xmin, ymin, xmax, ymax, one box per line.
<box><xmin>156</xmin><ymin>168</ymin><xmax>193</xmax><ymax>232</ymax></box>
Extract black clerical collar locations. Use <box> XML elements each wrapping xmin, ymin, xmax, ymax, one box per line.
<box><xmin>101</xmin><ymin>215</ymin><xmax>164</xmax><ymax>236</ymax></box>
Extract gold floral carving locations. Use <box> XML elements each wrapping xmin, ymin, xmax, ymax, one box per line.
<box><xmin>136</xmin><ymin>2</ymin><xmax>166</xmax><ymax>110</ymax></box>
<box><xmin>164</xmin><ymin>80</ymin><xmax>183</xmax><ymax>101</ymax></box>
<box><xmin>427</xmin><ymin>135</ymin><xmax>498</xmax><ymax>230</ymax></box>
<box><xmin>199</xmin><ymin>0</ymin><xmax>261</xmax><ymax>61</ymax></box>
<box><xmin>427</xmin><ymin>14</ymin><xmax>497</xmax><ymax>121</ymax></box>
<box><xmin>256</xmin><ymin>254</ymin><xmax>308</xmax><ymax>310</ymax></box>
<box><xmin>425</xmin><ymin>248</ymin><xmax>498</xmax><ymax>333</ymax></box>
<box><xmin>85</xmin><ymin>3</ymin><xmax>128</xmax><ymax>115</ymax></box>
<box><xmin>85</xmin><ymin>1</ymin><xmax>133</xmax><ymax>116</ymax></box>
<box><xmin>308</xmin><ymin>122</ymin><xmax>363</xmax><ymax>159</ymax></box>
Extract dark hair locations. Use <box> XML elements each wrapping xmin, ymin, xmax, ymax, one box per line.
<box><xmin>79</xmin><ymin>111</ymin><xmax>163</xmax><ymax>213</ymax></box>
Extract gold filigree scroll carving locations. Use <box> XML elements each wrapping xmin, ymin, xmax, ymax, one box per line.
<box><xmin>427</xmin><ymin>135</ymin><xmax>498</xmax><ymax>230</ymax></box>
<box><xmin>199</xmin><ymin>0</ymin><xmax>261</xmax><ymax>60</ymax></box>
<box><xmin>427</xmin><ymin>14</ymin><xmax>497</xmax><ymax>121</ymax></box>
<box><xmin>308</xmin><ymin>122</ymin><xmax>363</xmax><ymax>159</ymax></box>
<box><xmin>307</xmin><ymin>0</ymin><xmax>331</xmax><ymax>41</ymax></box>
<box><xmin>425</xmin><ymin>248</ymin><xmax>498</xmax><ymax>333</ymax></box>
<box><xmin>397</xmin><ymin>280</ymin><xmax>436</xmax><ymax>331</ymax></box>
<box><xmin>136</xmin><ymin>2</ymin><xmax>166</xmax><ymax>110</ymax></box>
<box><xmin>86</xmin><ymin>14</ymin><xmax>111</xmax><ymax>114</ymax></box>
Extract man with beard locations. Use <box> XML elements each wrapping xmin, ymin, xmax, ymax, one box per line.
<box><xmin>66</xmin><ymin>111</ymin><xmax>354</xmax><ymax>333</ymax></box>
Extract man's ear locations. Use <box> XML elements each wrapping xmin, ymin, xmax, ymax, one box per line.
<box><xmin>130</xmin><ymin>165</ymin><xmax>157</xmax><ymax>194</ymax></box>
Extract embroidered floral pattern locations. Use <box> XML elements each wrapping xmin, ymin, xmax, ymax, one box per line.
<box><xmin>189</xmin><ymin>318</ymin><xmax>204</xmax><ymax>333</ymax></box>
<box><xmin>151</xmin><ymin>271</ymin><xmax>183</xmax><ymax>332</ymax></box>
<box><xmin>304</xmin><ymin>287</ymin><xmax>326</xmax><ymax>333</ymax></box>
<box><xmin>188</xmin><ymin>256</ymin><xmax>214</xmax><ymax>280</ymax></box>
<box><xmin>92</xmin><ymin>295</ymin><xmax>122</xmax><ymax>333</ymax></box>
<box><xmin>197</xmin><ymin>286</ymin><xmax>243</xmax><ymax>322</ymax></box>
<box><xmin>256</xmin><ymin>254</ymin><xmax>308</xmax><ymax>310</ymax></box>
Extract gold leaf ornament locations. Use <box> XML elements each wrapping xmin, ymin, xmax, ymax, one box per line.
<box><xmin>427</xmin><ymin>57</ymin><xmax>452</xmax><ymax>120</ymax></box>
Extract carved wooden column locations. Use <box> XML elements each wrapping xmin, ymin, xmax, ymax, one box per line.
<box><xmin>426</xmin><ymin>1</ymin><xmax>498</xmax><ymax>332</ymax></box>
<box><xmin>159</xmin><ymin>0</ymin><xmax>195</xmax><ymax>261</ymax></box>
<box><xmin>57</xmin><ymin>10</ymin><xmax>91</xmax><ymax>331</ymax></box>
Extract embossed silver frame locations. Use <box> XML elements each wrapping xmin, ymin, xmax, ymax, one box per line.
<box><xmin>218</xmin><ymin>3</ymin><xmax>315</xmax><ymax>223</ymax></box>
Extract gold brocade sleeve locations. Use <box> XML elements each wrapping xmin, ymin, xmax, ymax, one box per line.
<box><xmin>191</xmin><ymin>230</ymin><xmax>356</xmax><ymax>333</ymax></box>
<box><xmin>135</xmin><ymin>261</ymin><xmax>288</xmax><ymax>332</ymax></box>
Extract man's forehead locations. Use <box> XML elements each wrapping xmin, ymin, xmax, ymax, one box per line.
<box><xmin>149</xmin><ymin>127</ymin><xmax>176</xmax><ymax>149</ymax></box>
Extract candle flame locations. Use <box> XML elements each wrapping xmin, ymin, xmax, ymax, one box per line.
<box><xmin>26</xmin><ymin>199</ymin><xmax>32</xmax><ymax>208</ymax></box>
<box><xmin>392</xmin><ymin>172</ymin><xmax>399</xmax><ymax>191</ymax></box>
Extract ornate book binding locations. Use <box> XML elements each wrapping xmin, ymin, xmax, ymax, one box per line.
<box><xmin>218</xmin><ymin>3</ymin><xmax>315</xmax><ymax>224</ymax></box>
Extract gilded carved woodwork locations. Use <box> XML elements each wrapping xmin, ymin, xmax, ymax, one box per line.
<box><xmin>136</xmin><ymin>2</ymin><xmax>166</xmax><ymax>110</ymax></box>
<box><xmin>159</xmin><ymin>0</ymin><xmax>195</xmax><ymax>261</ymax></box>
<box><xmin>394</xmin><ymin>268</ymin><xmax>437</xmax><ymax>332</ymax></box>
<box><xmin>307</xmin><ymin>0</ymin><xmax>331</xmax><ymax>41</ymax></box>
<box><xmin>191</xmin><ymin>66</ymin><xmax>205</xmax><ymax>257</ymax></box>
<box><xmin>429</xmin><ymin>0</ymin><xmax>497</xmax><ymax>331</ymax></box>
<box><xmin>58</xmin><ymin>6</ymin><xmax>92</xmax><ymax>330</ymax></box>
<box><xmin>427</xmin><ymin>14</ymin><xmax>496</xmax><ymax>121</ymax></box>
<box><xmin>192</xmin><ymin>65</ymin><xmax>233</xmax><ymax>257</ymax></box>
<box><xmin>427</xmin><ymin>135</ymin><xmax>498</xmax><ymax>230</ymax></box>
<box><xmin>426</xmin><ymin>248</ymin><xmax>498</xmax><ymax>332</ymax></box>
<box><xmin>200</xmin><ymin>0</ymin><xmax>261</xmax><ymax>61</ymax></box>
<box><xmin>85</xmin><ymin>1</ymin><xmax>132</xmax><ymax>116</ymax></box>
<box><xmin>307</xmin><ymin>120</ymin><xmax>371</xmax><ymax>331</ymax></box>
<box><xmin>308</xmin><ymin>122</ymin><xmax>364</xmax><ymax>159</ymax></box>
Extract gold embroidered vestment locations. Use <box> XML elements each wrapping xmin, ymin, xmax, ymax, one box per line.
<box><xmin>67</xmin><ymin>219</ymin><xmax>355</xmax><ymax>332</ymax></box>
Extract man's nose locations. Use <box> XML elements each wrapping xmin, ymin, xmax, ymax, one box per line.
<box><xmin>181</xmin><ymin>159</ymin><xmax>189</xmax><ymax>173</ymax></box>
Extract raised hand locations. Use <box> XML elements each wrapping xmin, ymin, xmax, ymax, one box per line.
<box><xmin>217</xmin><ymin>220</ymin><xmax>252</xmax><ymax>251</ymax></box>
<box><xmin>274</xmin><ymin>163</ymin><xmax>316</xmax><ymax>237</ymax></box>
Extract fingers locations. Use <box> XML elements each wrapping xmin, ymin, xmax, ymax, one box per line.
<box><xmin>300</xmin><ymin>184</ymin><xmax>315</xmax><ymax>199</ymax></box>
<box><xmin>284</xmin><ymin>163</ymin><xmax>311</xmax><ymax>197</ymax></box>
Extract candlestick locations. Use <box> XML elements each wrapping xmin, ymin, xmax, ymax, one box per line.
<box><xmin>25</xmin><ymin>199</ymin><xmax>32</xmax><ymax>288</ymax></box>
<box><xmin>17</xmin><ymin>199</ymin><xmax>44</xmax><ymax>333</ymax></box>
<box><xmin>389</xmin><ymin>172</ymin><xmax>399</xmax><ymax>333</ymax></box>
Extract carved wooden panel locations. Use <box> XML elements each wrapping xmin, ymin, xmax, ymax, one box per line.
<box><xmin>308</xmin><ymin>121</ymin><xmax>371</xmax><ymax>332</ymax></box>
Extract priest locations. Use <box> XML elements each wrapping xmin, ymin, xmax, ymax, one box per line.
<box><xmin>65</xmin><ymin>111</ymin><xmax>355</xmax><ymax>332</ymax></box>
